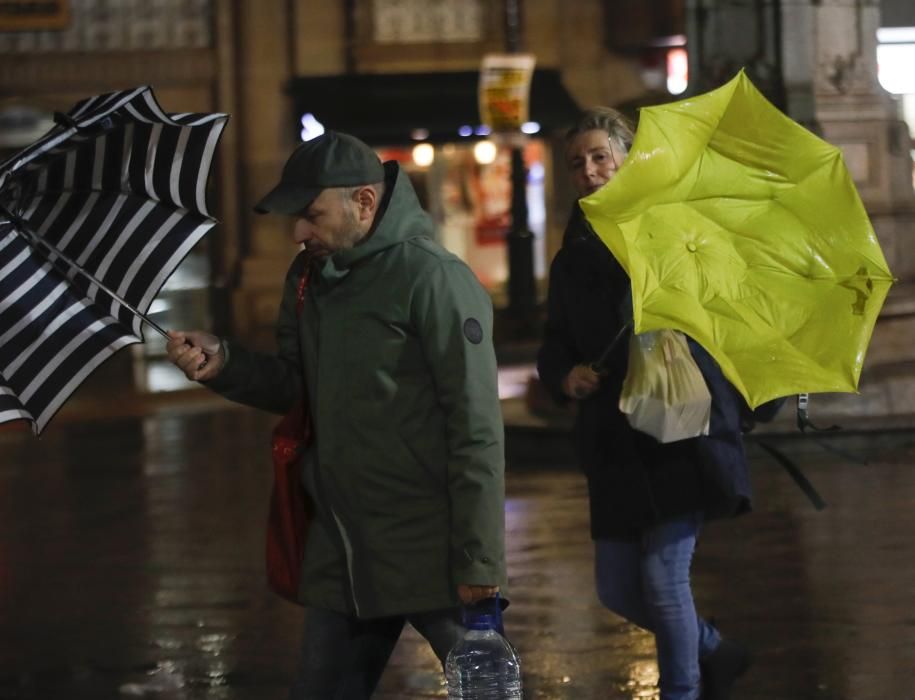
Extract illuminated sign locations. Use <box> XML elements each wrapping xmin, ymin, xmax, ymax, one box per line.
<box><xmin>478</xmin><ymin>53</ymin><xmax>536</xmax><ymax>135</ymax></box>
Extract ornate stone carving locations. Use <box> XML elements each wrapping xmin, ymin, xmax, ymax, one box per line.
<box><xmin>0</xmin><ymin>0</ymin><xmax>212</xmax><ymax>53</ymax></box>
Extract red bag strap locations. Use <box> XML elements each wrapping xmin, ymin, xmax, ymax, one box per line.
<box><xmin>295</xmin><ymin>258</ymin><xmax>313</xmax><ymax>315</ymax></box>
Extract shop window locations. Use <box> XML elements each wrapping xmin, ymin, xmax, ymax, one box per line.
<box><xmin>376</xmin><ymin>139</ymin><xmax>547</xmax><ymax>301</ymax></box>
<box><xmin>876</xmin><ymin>27</ymin><xmax>915</xmax><ymax>190</ymax></box>
<box><xmin>132</xmin><ymin>251</ymin><xmax>213</xmax><ymax>393</ymax></box>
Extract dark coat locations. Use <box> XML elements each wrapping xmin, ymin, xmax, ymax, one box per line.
<box><xmin>537</xmin><ymin>208</ymin><xmax>759</xmax><ymax>540</ymax></box>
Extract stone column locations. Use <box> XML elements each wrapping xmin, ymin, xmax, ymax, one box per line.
<box><xmin>804</xmin><ymin>0</ymin><xmax>915</xmax><ymax>416</ymax></box>
<box><xmin>685</xmin><ymin>0</ymin><xmax>786</xmax><ymax>107</ymax></box>
<box><xmin>230</xmin><ymin>2</ymin><xmax>351</xmax><ymax>345</ymax></box>
<box><xmin>230</xmin><ymin>0</ymin><xmax>299</xmax><ymax>347</ymax></box>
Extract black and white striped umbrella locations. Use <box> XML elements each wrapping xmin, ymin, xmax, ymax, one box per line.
<box><xmin>0</xmin><ymin>86</ymin><xmax>227</xmax><ymax>434</ymax></box>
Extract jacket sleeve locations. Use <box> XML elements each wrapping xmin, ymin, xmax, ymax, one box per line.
<box><xmin>202</xmin><ymin>254</ymin><xmax>306</xmax><ymax>415</ymax></box>
<box><xmin>537</xmin><ymin>250</ymin><xmax>579</xmax><ymax>403</ymax></box>
<box><xmin>412</xmin><ymin>259</ymin><xmax>507</xmax><ymax>590</ymax></box>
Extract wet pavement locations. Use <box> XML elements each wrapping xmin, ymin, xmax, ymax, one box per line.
<box><xmin>2</xmin><ymin>398</ymin><xmax>915</xmax><ymax>699</ymax></box>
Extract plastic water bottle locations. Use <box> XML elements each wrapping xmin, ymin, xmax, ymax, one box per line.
<box><xmin>445</xmin><ymin>598</ymin><xmax>522</xmax><ymax>699</ymax></box>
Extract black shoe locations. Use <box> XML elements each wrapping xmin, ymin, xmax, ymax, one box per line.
<box><xmin>700</xmin><ymin>638</ymin><xmax>752</xmax><ymax>700</ymax></box>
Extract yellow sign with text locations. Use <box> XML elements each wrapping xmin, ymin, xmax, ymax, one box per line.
<box><xmin>478</xmin><ymin>54</ymin><xmax>536</xmax><ymax>133</ymax></box>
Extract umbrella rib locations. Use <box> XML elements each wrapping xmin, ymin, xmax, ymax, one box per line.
<box><xmin>0</xmin><ymin>203</ymin><xmax>169</xmax><ymax>340</ymax></box>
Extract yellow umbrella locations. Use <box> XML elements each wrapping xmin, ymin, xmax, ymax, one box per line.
<box><xmin>580</xmin><ymin>70</ymin><xmax>895</xmax><ymax>409</ymax></box>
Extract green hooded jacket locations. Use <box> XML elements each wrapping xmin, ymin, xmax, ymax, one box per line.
<box><xmin>207</xmin><ymin>162</ymin><xmax>506</xmax><ymax>618</ymax></box>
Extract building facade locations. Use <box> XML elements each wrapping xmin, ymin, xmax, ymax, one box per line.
<box><xmin>2</xmin><ymin>0</ymin><xmax>913</xmax><ymax>413</ymax></box>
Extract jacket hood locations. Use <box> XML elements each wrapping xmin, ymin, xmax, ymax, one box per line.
<box><xmin>317</xmin><ymin>161</ymin><xmax>433</xmax><ymax>283</ymax></box>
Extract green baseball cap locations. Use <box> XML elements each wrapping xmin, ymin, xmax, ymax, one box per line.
<box><xmin>254</xmin><ymin>131</ymin><xmax>385</xmax><ymax>215</ymax></box>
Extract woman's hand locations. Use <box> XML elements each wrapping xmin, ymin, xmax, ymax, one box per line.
<box><xmin>562</xmin><ymin>364</ymin><xmax>601</xmax><ymax>400</ymax></box>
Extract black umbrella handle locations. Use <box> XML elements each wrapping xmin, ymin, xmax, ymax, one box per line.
<box><xmin>0</xmin><ymin>204</ymin><xmax>169</xmax><ymax>340</ymax></box>
<box><xmin>589</xmin><ymin>321</ymin><xmax>632</xmax><ymax>377</ymax></box>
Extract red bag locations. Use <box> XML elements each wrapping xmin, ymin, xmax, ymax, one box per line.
<box><xmin>266</xmin><ymin>400</ymin><xmax>313</xmax><ymax>602</ymax></box>
<box><xmin>266</xmin><ymin>265</ymin><xmax>314</xmax><ymax>603</ymax></box>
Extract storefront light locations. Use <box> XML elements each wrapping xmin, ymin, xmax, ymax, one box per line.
<box><xmin>300</xmin><ymin>113</ymin><xmax>325</xmax><ymax>141</ymax></box>
<box><xmin>876</xmin><ymin>28</ymin><xmax>915</xmax><ymax>94</ymax></box>
<box><xmin>521</xmin><ymin>121</ymin><xmax>541</xmax><ymax>134</ymax></box>
<box><xmin>878</xmin><ymin>27</ymin><xmax>915</xmax><ymax>43</ymax></box>
<box><xmin>667</xmin><ymin>48</ymin><xmax>688</xmax><ymax>95</ymax></box>
<box><xmin>148</xmin><ymin>299</ymin><xmax>170</xmax><ymax>314</ymax></box>
<box><xmin>528</xmin><ymin>161</ymin><xmax>545</xmax><ymax>183</ymax></box>
<box><xmin>412</xmin><ymin>143</ymin><xmax>435</xmax><ymax>168</ymax></box>
<box><xmin>458</xmin><ymin>125</ymin><xmax>474</xmax><ymax>137</ymax></box>
<box><xmin>473</xmin><ymin>140</ymin><xmax>498</xmax><ymax>165</ymax></box>
<box><xmin>474</xmin><ymin>125</ymin><xmax>492</xmax><ymax>136</ymax></box>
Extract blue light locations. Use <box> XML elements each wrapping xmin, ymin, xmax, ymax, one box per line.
<box><xmin>521</xmin><ymin>121</ymin><xmax>541</xmax><ymax>134</ymax></box>
<box><xmin>458</xmin><ymin>125</ymin><xmax>473</xmax><ymax>137</ymax></box>
<box><xmin>474</xmin><ymin>125</ymin><xmax>492</xmax><ymax>136</ymax></box>
<box><xmin>528</xmin><ymin>162</ymin><xmax>545</xmax><ymax>182</ymax></box>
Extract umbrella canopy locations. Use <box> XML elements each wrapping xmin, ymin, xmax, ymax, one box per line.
<box><xmin>580</xmin><ymin>70</ymin><xmax>895</xmax><ymax>409</ymax></box>
<box><xmin>0</xmin><ymin>86</ymin><xmax>227</xmax><ymax>434</ymax></box>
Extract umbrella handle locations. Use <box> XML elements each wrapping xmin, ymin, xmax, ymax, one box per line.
<box><xmin>590</xmin><ymin>321</ymin><xmax>632</xmax><ymax>377</ymax></box>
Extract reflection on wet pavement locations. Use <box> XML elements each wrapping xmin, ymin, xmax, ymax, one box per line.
<box><xmin>2</xmin><ymin>408</ymin><xmax>914</xmax><ymax>698</ymax></box>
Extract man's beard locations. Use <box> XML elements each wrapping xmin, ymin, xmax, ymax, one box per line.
<box><xmin>339</xmin><ymin>204</ymin><xmax>365</xmax><ymax>250</ymax></box>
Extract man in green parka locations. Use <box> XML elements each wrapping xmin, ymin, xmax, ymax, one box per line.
<box><xmin>166</xmin><ymin>131</ymin><xmax>507</xmax><ymax>698</ymax></box>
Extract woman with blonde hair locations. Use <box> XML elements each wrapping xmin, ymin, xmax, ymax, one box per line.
<box><xmin>537</xmin><ymin>106</ymin><xmax>770</xmax><ymax>700</ymax></box>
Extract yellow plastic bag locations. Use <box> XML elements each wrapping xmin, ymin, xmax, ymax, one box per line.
<box><xmin>619</xmin><ymin>330</ymin><xmax>711</xmax><ymax>443</ymax></box>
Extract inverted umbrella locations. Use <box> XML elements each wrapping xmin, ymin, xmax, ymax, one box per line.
<box><xmin>580</xmin><ymin>70</ymin><xmax>894</xmax><ymax>409</ymax></box>
<box><xmin>0</xmin><ymin>86</ymin><xmax>227</xmax><ymax>434</ymax></box>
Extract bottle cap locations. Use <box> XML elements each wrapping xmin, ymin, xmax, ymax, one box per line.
<box><xmin>462</xmin><ymin>593</ymin><xmax>502</xmax><ymax>631</ymax></box>
<box><xmin>464</xmin><ymin>612</ymin><xmax>498</xmax><ymax>631</ymax></box>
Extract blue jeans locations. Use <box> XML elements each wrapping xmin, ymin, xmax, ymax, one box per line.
<box><xmin>288</xmin><ymin>606</ymin><xmax>464</xmax><ymax>699</ymax></box>
<box><xmin>594</xmin><ymin>514</ymin><xmax>721</xmax><ymax>700</ymax></box>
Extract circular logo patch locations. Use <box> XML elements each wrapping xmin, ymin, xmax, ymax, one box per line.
<box><xmin>463</xmin><ymin>318</ymin><xmax>484</xmax><ymax>344</ymax></box>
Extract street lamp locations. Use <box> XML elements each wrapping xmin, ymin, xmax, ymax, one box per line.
<box><xmin>503</xmin><ymin>0</ymin><xmax>537</xmax><ymax>323</ymax></box>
